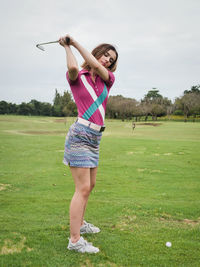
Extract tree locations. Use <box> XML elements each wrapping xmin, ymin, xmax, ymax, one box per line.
<box><xmin>106</xmin><ymin>95</ymin><xmax>138</xmax><ymax>120</ymax></box>
<box><xmin>0</xmin><ymin>101</ymin><xmax>9</xmax><ymax>114</ymax></box>
<box><xmin>17</xmin><ymin>102</ymin><xmax>32</xmax><ymax>115</ymax></box>
<box><xmin>52</xmin><ymin>89</ymin><xmax>63</xmax><ymax>116</ymax></box>
<box><xmin>61</xmin><ymin>91</ymin><xmax>77</xmax><ymax>116</ymax></box>
<box><xmin>52</xmin><ymin>89</ymin><xmax>77</xmax><ymax>117</ymax></box>
<box><xmin>53</xmin><ymin>89</ymin><xmax>62</xmax><ymax>106</ymax></box>
<box><xmin>63</xmin><ymin>101</ymin><xmax>77</xmax><ymax>117</ymax></box>
<box><xmin>139</xmin><ymin>101</ymin><xmax>152</xmax><ymax>121</ymax></box>
<box><xmin>143</xmin><ymin>88</ymin><xmax>162</xmax><ymax>101</ymax></box>
<box><xmin>40</xmin><ymin>102</ymin><xmax>53</xmax><ymax>116</ymax></box>
<box><xmin>28</xmin><ymin>99</ymin><xmax>42</xmax><ymax>115</ymax></box>
<box><xmin>174</xmin><ymin>92</ymin><xmax>200</xmax><ymax>120</ymax></box>
<box><xmin>8</xmin><ymin>103</ymin><xmax>18</xmax><ymax>114</ymax></box>
<box><xmin>174</xmin><ymin>84</ymin><xmax>200</xmax><ymax>120</ymax></box>
<box><xmin>141</xmin><ymin>88</ymin><xmax>172</xmax><ymax>120</ymax></box>
<box><xmin>184</xmin><ymin>85</ymin><xmax>200</xmax><ymax>95</ymax></box>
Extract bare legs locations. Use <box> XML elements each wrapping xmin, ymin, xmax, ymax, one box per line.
<box><xmin>69</xmin><ymin>166</ymin><xmax>98</xmax><ymax>243</ymax></box>
<box><xmin>81</xmin><ymin>167</ymin><xmax>98</xmax><ymax>226</ymax></box>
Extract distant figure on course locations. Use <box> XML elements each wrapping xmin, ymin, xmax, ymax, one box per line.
<box><xmin>132</xmin><ymin>121</ymin><xmax>136</xmax><ymax>131</ymax></box>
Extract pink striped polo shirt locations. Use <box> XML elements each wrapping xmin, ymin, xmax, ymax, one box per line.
<box><xmin>66</xmin><ymin>69</ymin><xmax>115</xmax><ymax>126</ymax></box>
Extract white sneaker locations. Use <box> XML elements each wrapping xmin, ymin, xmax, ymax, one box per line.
<box><xmin>80</xmin><ymin>220</ymin><xmax>100</xmax><ymax>234</ymax></box>
<box><xmin>67</xmin><ymin>236</ymin><xmax>99</xmax><ymax>253</ymax></box>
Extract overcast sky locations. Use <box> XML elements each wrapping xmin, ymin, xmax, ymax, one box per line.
<box><xmin>0</xmin><ymin>0</ymin><xmax>199</xmax><ymax>104</ymax></box>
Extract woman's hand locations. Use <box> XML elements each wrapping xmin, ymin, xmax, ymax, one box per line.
<box><xmin>59</xmin><ymin>34</ymin><xmax>75</xmax><ymax>47</ymax></box>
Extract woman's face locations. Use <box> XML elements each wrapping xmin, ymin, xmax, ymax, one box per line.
<box><xmin>98</xmin><ymin>49</ymin><xmax>117</xmax><ymax>69</ymax></box>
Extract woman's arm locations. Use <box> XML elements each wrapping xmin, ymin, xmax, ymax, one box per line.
<box><xmin>59</xmin><ymin>37</ymin><xmax>79</xmax><ymax>81</ymax></box>
<box><xmin>62</xmin><ymin>35</ymin><xmax>110</xmax><ymax>81</ymax></box>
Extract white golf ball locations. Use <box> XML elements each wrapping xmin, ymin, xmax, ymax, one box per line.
<box><xmin>166</xmin><ymin>242</ymin><xmax>172</xmax><ymax>247</ymax></box>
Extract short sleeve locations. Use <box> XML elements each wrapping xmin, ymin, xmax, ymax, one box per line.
<box><xmin>66</xmin><ymin>71</ymin><xmax>79</xmax><ymax>85</ymax></box>
<box><xmin>104</xmin><ymin>71</ymin><xmax>115</xmax><ymax>88</ymax></box>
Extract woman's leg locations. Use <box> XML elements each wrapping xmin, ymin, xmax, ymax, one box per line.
<box><xmin>69</xmin><ymin>167</ymin><xmax>90</xmax><ymax>243</ymax></box>
<box><xmin>81</xmin><ymin>167</ymin><xmax>98</xmax><ymax>226</ymax></box>
<box><xmin>90</xmin><ymin>167</ymin><xmax>98</xmax><ymax>191</ymax></box>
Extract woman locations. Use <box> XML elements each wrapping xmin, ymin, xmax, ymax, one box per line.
<box><xmin>59</xmin><ymin>35</ymin><xmax>118</xmax><ymax>253</ymax></box>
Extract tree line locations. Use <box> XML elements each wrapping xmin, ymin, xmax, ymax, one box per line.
<box><xmin>0</xmin><ymin>89</ymin><xmax>77</xmax><ymax>117</ymax></box>
<box><xmin>107</xmin><ymin>85</ymin><xmax>200</xmax><ymax>121</ymax></box>
<box><xmin>0</xmin><ymin>85</ymin><xmax>200</xmax><ymax>120</ymax></box>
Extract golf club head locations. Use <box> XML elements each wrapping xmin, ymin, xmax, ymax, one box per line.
<box><xmin>36</xmin><ymin>44</ymin><xmax>45</xmax><ymax>51</ymax></box>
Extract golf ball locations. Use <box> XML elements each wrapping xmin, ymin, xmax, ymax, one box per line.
<box><xmin>166</xmin><ymin>242</ymin><xmax>172</xmax><ymax>247</ymax></box>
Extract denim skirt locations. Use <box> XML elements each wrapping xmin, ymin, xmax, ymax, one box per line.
<box><xmin>63</xmin><ymin>122</ymin><xmax>102</xmax><ymax>168</ymax></box>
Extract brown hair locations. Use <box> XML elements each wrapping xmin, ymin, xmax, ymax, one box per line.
<box><xmin>81</xmin><ymin>43</ymin><xmax>118</xmax><ymax>72</ymax></box>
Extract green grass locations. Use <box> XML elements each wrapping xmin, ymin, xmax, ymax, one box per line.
<box><xmin>0</xmin><ymin>115</ymin><xmax>200</xmax><ymax>267</ymax></box>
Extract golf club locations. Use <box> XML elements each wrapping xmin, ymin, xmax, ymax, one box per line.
<box><xmin>36</xmin><ymin>37</ymin><xmax>70</xmax><ymax>51</ymax></box>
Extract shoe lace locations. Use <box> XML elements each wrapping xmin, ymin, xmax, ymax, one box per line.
<box><xmin>84</xmin><ymin>221</ymin><xmax>94</xmax><ymax>227</ymax></box>
<box><xmin>85</xmin><ymin>221</ymin><xmax>95</xmax><ymax>228</ymax></box>
<box><xmin>83</xmin><ymin>239</ymin><xmax>92</xmax><ymax>247</ymax></box>
<box><xmin>85</xmin><ymin>223</ymin><xmax>95</xmax><ymax>232</ymax></box>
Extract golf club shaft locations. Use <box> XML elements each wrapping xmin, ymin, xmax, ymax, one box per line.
<box><xmin>38</xmin><ymin>40</ymin><xmax>58</xmax><ymax>46</ymax></box>
<box><xmin>37</xmin><ymin>37</ymin><xmax>70</xmax><ymax>46</ymax></box>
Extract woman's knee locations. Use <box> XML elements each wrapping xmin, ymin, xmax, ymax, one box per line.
<box><xmin>79</xmin><ymin>184</ymin><xmax>91</xmax><ymax>198</ymax></box>
<box><xmin>90</xmin><ymin>181</ymin><xmax>96</xmax><ymax>192</ymax></box>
